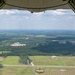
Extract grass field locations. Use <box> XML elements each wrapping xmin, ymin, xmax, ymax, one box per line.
<box><xmin>29</xmin><ymin>56</ymin><xmax>65</xmax><ymax>66</ymax></box>
<box><xmin>0</xmin><ymin>57</ymin><xmax>4</xmax><ymax>62</ymax></box>
<box><xmin>0</xmin><ymin>56</ymin><xmax>75</xmax><ymax>75</ymax></box>
<box><xmin>61</xmin><ymin>56</ymin><xmax>75</xmax><ymax>66</ymax></box>
<box><xmin>1</xmin><ymin>56</ymin><xmax>20</xmax><ymax>65</ymax></box>
<box><xmin>29</xmin><ymin>56</ymin><xmax>75</xmax><ymax>66</ymax></box>
<box><xmin>0</xmin><ymin>66</ymin><xmax>32</xmax><ymax>75</ymax></box>
<box><xmin>0</xmin><ymin>66</ymin><xmax>75</xmax><ymax>75</ymax></box>
<box><xmin>1</xmin><ymin>56</ymin><xmax>75</xmax><ymax>66</ymax></box>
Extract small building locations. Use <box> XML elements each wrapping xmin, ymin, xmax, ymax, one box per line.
<box><xmin>70</xmin><ymin>41</ymin><xmax>75</xmax><ymax>45</ymax></box>
<box><xmin>59</xmin><ymin>41</ymin><xmax>66</xmax><ymax>44</ymax></box>
<box><xmin>10</xmin><ymin>42</ymin><xmax>26</xmax><ymax>46</ymax></box>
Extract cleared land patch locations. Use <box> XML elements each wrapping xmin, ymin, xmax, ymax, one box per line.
<box><xmin>61</xmin><ymin>56</ymin><xmax>75</xmax><ymax>66</ymax></box>
<box><xmin>1</xmin><ymin>56</ymin><xmax>20</xmax><ymax>65</ymax></box>
<box><xmin>0</xmin><ymin>66</ymin><xmax>32</xmax><ymax>75</ymax></box>
<box><xmin>29</xmin><ymin>56</ymin><xmax>65</xmax><ymax>66</ymax></box>
<box><xmin>29</xmin><ymin>56</ymin><xmax>75</xmax><ymax>66</ymax></box>
<box><xmin>0</xmin><ymin>57</ymin><xmax>4</xmax><ymax>62</ymax></box>
<box><xmin>0</xmin><ymin>66</ymin><xmax>75</xmax><ymax>75</ymax></box>
<box><xmin>1</xmin><ymin>56</ymin><xmax>75</xmax><ymax>66</ymax></box>
<box><xmin>0</xmin><ymin>56</ymin><xmax>75</xmax><ymax>75</ymax></box>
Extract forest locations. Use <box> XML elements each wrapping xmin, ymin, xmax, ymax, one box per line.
<box><xmin>0</xmin><ymin>30</ymin><xmax>75</xmax><ymax>57</ymax></box>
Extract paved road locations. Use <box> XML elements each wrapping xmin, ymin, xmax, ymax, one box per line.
<box><xmin>1</xmin><ymin>64</ymin><xmax>32</xmax><ymax>67</ymax></box>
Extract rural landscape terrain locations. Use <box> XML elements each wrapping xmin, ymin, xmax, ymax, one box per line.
<box><xmin>0</xmin><ymin>30</ymin><xmax>75</xmax><ymax>75</ymax></box>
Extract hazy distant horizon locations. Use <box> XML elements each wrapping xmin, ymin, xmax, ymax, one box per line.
<box><xmin>0</xmin><ymin>29</ymin><xmax>75</xmax><ymax>32</ymax></box>
<box><xmin>0</xmin><ymin>29</ymin><xmax>75</xmax><ymax>30</ymax></box>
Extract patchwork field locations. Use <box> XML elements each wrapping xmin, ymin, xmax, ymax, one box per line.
<box><xmin>0</xmin><ymin>66</ymin><xmax>75</xmax><ymax>75</ymax></box>
<box><xmin>0</xmin><ymin>56</ymin><xmax>20</xmax><ymax>65</ymax></box>
<box><xmin>0</xmin><ymin>66</ymin><xmax>32</xmax><ymax>75</ymax></box>
<box><xmin>29</xmin><ymin>56</ymin><xmax>75</xmax><ymax>66</ymax></box>
<box><xmin>0</xmin><ymin>56</ymin><xmax>75</xmax><ymax>66</ymax></box>
<box><xmin>0</xmin><ymin>56</ymin><xmax>75</xmax><ymax>75</ymax></box>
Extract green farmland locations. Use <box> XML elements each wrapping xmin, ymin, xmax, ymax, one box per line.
<box><xmin>29</xmin><ymin>56</ymin><xmax>65</xmax><ymax>66</ymax></box>
<box><xmin>0</xmin><ymin>65</ymin><xmax>75</xmax><ymax>75</ymax></box>
<box><xmin>0</xmin><ymin>56</ymin><xmax>75</xmax><ymax>75</ymax></box>
<box><xmin>29</xmin><ymin>56</ymin><xmax>75</xmax><ymax>66</ymax></box>
<box><xmin>1</xmin><ymin>56</ymin><xmax>20</xmax><ymax>65</ymax></box>
<box><xmin>1</xmin><ymin>56</ymin><xmax>75</xmax><ymax>66</ymax></box>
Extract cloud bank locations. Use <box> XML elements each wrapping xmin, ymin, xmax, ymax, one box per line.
<box><xmin>0</xmin><ymin>9</ymin><xmax>75</xmax><ymax>30</ymax></box>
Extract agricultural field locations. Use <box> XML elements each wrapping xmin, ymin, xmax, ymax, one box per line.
<box><xmin>30</xmin><ymin>56</ymin><xmax>75</xmax><ymax>66</ymax></box>
<box><xmin>29</xmin><ymin>56</ymin><xmax>65</xmax><ymax>66</ymax></box>
<box><xmin>0</xmin><ymin>56</ymin><xmax>75</xmax><ymax>75</ymax></box>
<box><xmin>1</xmin><ymin>56</ymin><xmax>75</xmax><ymax>66</ymax></box>
<box><xmin>1</xmin><ymin>56</ymin><xmax>20</xmax><ymax>65</ymax></box>
<box><xmin>0</xmin><ymin>66</ymin><xmax>75</xmax><ymax>75</ymax></box>
<box><xmin>0</xmin><ymin>66</ymin><xmax>32</xmax><ymax>75</ymax></box>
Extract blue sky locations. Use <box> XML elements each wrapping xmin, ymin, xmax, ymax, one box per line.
<box><xmin>0</xmin><ymin>9</ymin><xmax>75</xmax><ymax>30</ymax></box>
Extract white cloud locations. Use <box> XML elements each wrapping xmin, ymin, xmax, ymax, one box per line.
<box><xmin>29</xmin><ymin>12</ymin><xmax>44</xmax><ymax>20</ymax></box>
<box><xmin>33</xmin><ymin>12</ymin><xmax>44</xmax><ymax>15</ymax></box>
<box><xmin>0</xmin><ymin>10</ymin><xmax>17</xmax><ymax>15</ymax></box>
<box><xmin>0</xmin><ymin>9</ymin><xmax>75</xmax><ymax>30</ymax></box>
<box><xmin>51</xmin><ymin>9</ymin><xmax>66</xmax><ymax>15</ymax></box>
<box><xmin>0</xmin><ymin>9</ymin><xmax>31</xmax><ymax>15</ymax></box>
<box><xmin>33</xmin><ymin>12</ymin><xmax>44</xmax><ymax>17</ymax></box>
